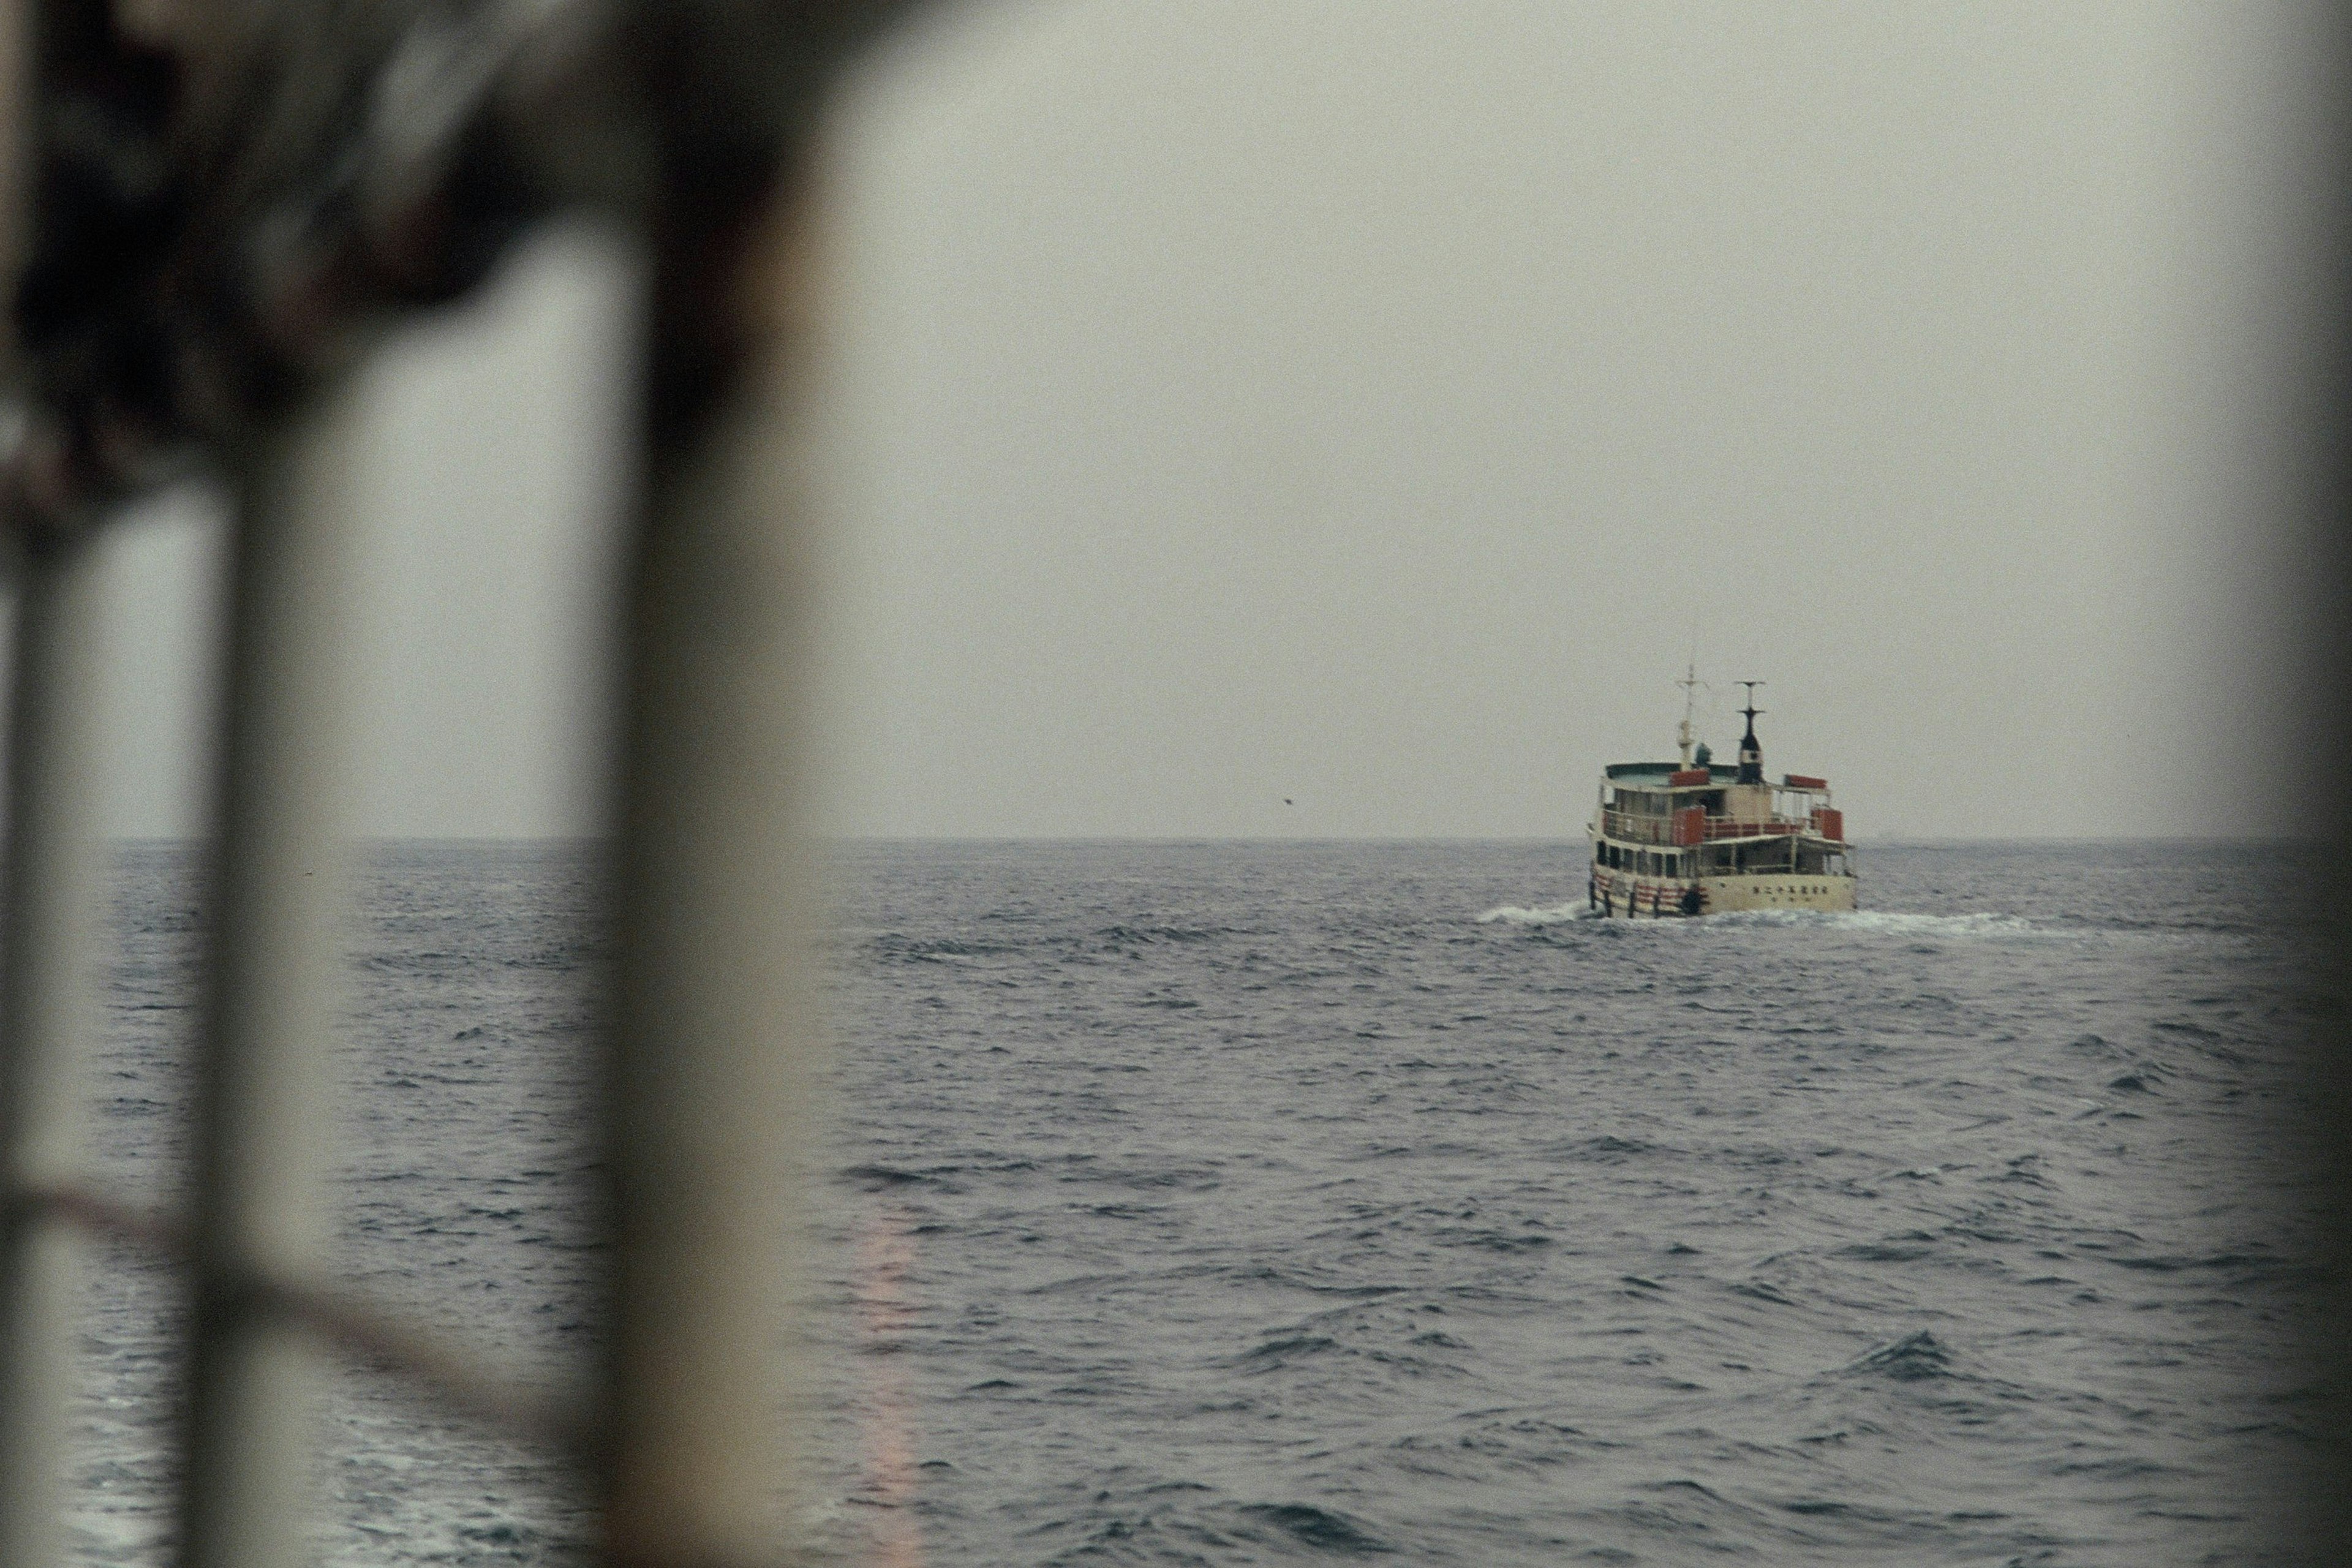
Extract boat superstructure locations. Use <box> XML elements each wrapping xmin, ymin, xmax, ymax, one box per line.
<box><xmin>1588</xmin><ymin>679</ymin><xmax>1855</xmax><ymax>918</ymax></box>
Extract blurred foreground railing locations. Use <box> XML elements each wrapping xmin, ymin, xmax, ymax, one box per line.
<box><xmin>0</xmin><ymin>3</ymin><xmax>918</xmax><ymax>1564</ymax></box>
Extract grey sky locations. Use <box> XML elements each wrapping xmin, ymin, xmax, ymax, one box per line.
<box><xmin>67</xmin><ymin>1</ymin><xmax>2336</xmax><ymax>840</ymax></box>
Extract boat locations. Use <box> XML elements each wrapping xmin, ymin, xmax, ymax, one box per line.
<box><xmin>1588</xmin><ymin>676</ymin><xmax>1855</xmax><ymax>918</ymax></box>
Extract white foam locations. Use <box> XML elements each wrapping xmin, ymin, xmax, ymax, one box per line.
<box><xmin>1475</xmin><ymin>902</ymin><xmax>1596</xmax><ymax>926</ymax></box>
<box><xmin>1474</xmin><ymin>905</ymin><xmax>2059</xmax><ymax>940</ymax></box>
<box><xmin>1708</xmin><ymin>909</ymin><xmax>2039</xmax><ymax>939</ymax></box>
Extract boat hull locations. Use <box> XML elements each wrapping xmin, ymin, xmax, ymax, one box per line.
<box><xmin>1589</xmin><ymin>867</ymin><xmax>1856</xmax><ymax>918</ymax></box>
<box><xmin>1696</xmin><ymin>873</ymin><xmax>1856</xmax><ymax>915</ymax></box>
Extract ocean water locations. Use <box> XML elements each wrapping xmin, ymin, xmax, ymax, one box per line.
<box><xmin>67</xmin><ymin>840</ymin><xmax>2332</xmax><ymax>1565</ymax></box>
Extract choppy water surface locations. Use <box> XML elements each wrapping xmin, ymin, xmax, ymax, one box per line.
<box><xmin>73</xmin><ymin>842</ymin><xmax>2332</xmax><ymax>1564</ymax></box>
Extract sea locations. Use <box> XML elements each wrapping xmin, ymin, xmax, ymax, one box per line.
<box><xmin>66</xmin><ymin>839</ymin><xmax>2339</xmax><ymax>1566</ymax></box>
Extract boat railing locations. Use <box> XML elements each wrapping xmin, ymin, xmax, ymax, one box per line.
<box><xmin>1600</xmin><ymin>809</ymin><xmax>1846</xmax><ymax>846</ymax></box>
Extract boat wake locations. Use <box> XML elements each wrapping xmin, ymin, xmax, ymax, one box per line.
<box><xmin>1474</xmin><ymin>905</ymin><xmax>2051</xmax><ymax>940</ymax></box>
<box><xmin>1711</xmin><ymin>909</ymin><xmax>2038</xmax><ymax>939</ymax></box>
<box><xmin>1474</xmin><ymin>903</ymin><xmax>1598</xmax><ymax>927</ymax></box>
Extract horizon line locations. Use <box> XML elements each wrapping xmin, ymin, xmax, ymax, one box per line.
<box><xmin>100</xmin><ymin>831</ymin><xmax>2309</xmax><ymax>846</ymax></box>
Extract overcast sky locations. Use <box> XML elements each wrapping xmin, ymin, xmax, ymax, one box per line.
<box><xmin>67</xmin><ymin>1</ymin><xmax>2339</xmax><ymax>841</ymax></box>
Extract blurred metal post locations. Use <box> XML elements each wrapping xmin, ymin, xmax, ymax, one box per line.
<box><xmin>178</xmin><ymin>382</ymin><xmax>366</xmax><ymax>1568</ymax></box>
<box><xmin>0</xmin><ymin>531</ymin><xmax>116</xmax><ymax>1568</ymax></box>
<box><xmin>0</xmin><ymin>1</ymin><xmax>111</xmax><ymax>1562</ymax></box>
<box><xmin>601</xmin><ymin>172</ymin><xmax>832</xmax><ymax>1564</ymax></box>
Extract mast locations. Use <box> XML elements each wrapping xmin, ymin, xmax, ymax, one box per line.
<box><xmin>1675</xmin><ymin>663</ymin><xmax>1702</xmax><ymax>769</ymax></box>
<box><xmin>1735</xmin><ymin>680</ymin><xmax>1765</xmax><ymax>784</ymax></box>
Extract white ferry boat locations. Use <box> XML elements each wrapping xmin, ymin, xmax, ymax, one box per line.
<box><xmin>1589</xmin><ymin>679</ymin><xmax>1855</xmax><ymax>918</ymax></box>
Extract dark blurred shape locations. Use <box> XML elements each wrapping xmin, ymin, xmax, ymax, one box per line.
<box><xmin>10</xmin><ymin>0</ymin><xmax>184</xmax><ymax>536</ymax></box>
<box><xmin>2292</xmin><ymin>2</ymin><xmax>2352</xmax><ymax>1555</ymax></box>
<box><xmin>6</xmin><ymin>0</ymin><xmax>916</xmax><ymax>533</ymax></box>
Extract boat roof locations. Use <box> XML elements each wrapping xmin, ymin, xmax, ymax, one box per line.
<box><xmin>1605</xmin><ymin>762</ymin><xmax>1721</xmax><ymax>785</ymax></box>
<box><xmin>1605</xmin><ymin>762</ymin><xmax>1830</xmax><ymax>791</ymax></box>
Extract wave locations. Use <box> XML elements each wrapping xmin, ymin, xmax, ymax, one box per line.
<box><xmin>1232</xmin><ymin>1502</ymin><xmax>1395</xmax><ymax>1556</ymax></box>
<box><xmin>1842</xmin><ymin>1329</ymin><xmax>1954</xmax><ymax>1382</ymax></box>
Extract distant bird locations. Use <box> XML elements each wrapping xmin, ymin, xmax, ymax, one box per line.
<box><xmin>1284</xmin><ymin>798</ymin><xmax>1294</xmax><ymax>805</ymax></box>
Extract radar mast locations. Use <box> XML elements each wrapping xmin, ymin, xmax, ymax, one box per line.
<box><xmin>1735</xmin><ymin>680</ymin><xmax>1766</xmax><ymax>785</ymax></box>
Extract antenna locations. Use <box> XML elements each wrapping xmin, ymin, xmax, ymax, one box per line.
<box><xmin>1737</xmin><ymin>680</ymin><xmax>1765</xmax><ymax>726</ymax></box>
<box><xmin>1675</xmin><ymin>662</ymin><xmax>1703</xmax><ymax>767</ymax></box>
